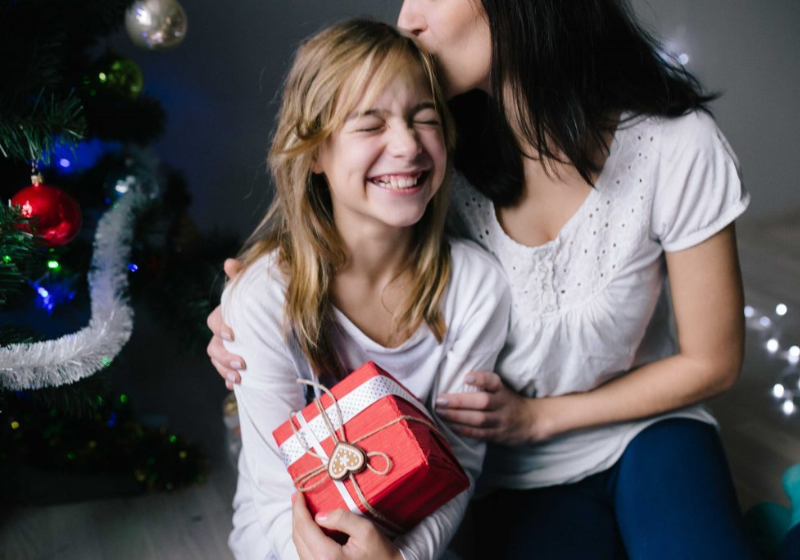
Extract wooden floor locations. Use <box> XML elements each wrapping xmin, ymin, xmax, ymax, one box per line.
<box><xmin>2</xmin><ymin>214</ymin><xmax>800</xmax><ymax>559</ymax></box>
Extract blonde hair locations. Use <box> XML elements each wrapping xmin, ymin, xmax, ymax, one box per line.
<box><xmin>235</xmin><ymin>19</ymin><xmax>456</xmax><ymax>380</ymax></box>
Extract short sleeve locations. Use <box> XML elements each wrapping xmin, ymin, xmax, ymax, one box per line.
<box><xmin>650</xmin><ymin>112</ymin><xmax>749</xmax><ymax>252</ymax></box>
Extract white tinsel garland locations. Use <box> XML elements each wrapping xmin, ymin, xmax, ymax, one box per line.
<box><xmin>0</xmin><ymin>192</ymin><xmax>147</xmax><ymax>390</ymax></box>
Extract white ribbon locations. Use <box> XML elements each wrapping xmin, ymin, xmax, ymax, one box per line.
<box><xmin>293</xmin><ymin>411</ymin><xmax>362</xmax><ymax>517</ymax></box>
<box><xmin>278</xmin><ymin>374</ymin><xmax>432</xmax><ymax>468</ymax></box>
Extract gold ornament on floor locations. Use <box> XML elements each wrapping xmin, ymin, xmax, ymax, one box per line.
<box><xmin>125</xmin><ymin>0</ymin><xmax>188</xmax><ymax>51</ymax></box>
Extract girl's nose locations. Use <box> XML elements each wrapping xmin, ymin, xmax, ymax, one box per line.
<box><xmin>388</xmin><ymin>125</ymin><xmax>422</xmax><ymax>158</ymax></box>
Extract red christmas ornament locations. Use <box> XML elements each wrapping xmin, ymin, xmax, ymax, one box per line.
<box><xmin>11</xmin><ymin>174</ymin><xmax>82</xmax><ymax>247</ymax></box>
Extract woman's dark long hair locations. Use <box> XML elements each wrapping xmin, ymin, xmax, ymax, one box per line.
<box><xmin>453</xmin><ymin>0</ymin><xmax>718</xmax><ymax>206</ymax></box>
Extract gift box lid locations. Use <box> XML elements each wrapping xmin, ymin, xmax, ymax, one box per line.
<box><xmin>273</xmin><ymin>362</ymin><xmax>432</xmax><ymax>458</ymax></box>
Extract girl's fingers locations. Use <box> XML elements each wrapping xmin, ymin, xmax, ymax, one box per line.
<box><xmin>292</xmin><ymin>494</ymin><xmax>336</xmax><ymax>558</ymax></box>
<box><xmin>292</xmin><ymin>508</ymin><xmax>317</xmax><ymax>560</ymax></box>
<box><xmin>314</xmin><ymin>508</ymin><xmax>373</xmax><ymax>541</ymax></box>
<box><xmin>294</xmin><ymin>535</ymin><xmax>314</xmax><ymax>560</ymax></box>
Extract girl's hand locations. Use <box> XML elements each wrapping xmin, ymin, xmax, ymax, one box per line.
<box><xmin>206</xmin><ymin>258</ymin><xmax>245</xmax><ymax>390</ymax></box>
<box><xmin>435</xmin><ymin>371</ymin><xmax>557</xmax><ymax>445</ymax></box>
<box><xmin>292</xmin><ymin>494</ymin><xmax>402</xmax><ymax>560</ymax></box>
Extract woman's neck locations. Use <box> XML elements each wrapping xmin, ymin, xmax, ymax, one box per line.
<box><xmin>493</xmin><ymin>107</ymin><xmax>619</xmax><ymax>248</ymax></box>
<box><xmin>498</xmin><ymin>84</ymin><xmax>619</xmax><ymax>192</ymax></box>
<box><xmin>514</xmin><ymin>120</ymin><xmax>619</xmax><ymax>199</ymax></box>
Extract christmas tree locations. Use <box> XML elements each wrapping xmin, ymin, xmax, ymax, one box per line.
<box><xmin>0</xmin><ymin>0</ymin><xmax>235</xmax><ymax>502</ymax></box>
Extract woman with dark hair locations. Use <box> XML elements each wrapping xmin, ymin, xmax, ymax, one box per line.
<box><xmin>394</xmin><ymin>1</ymin><xmax>755</xmax><ymax>558</ymax></box>
<box><xmin>207</xmin><ymin>1</ymin><xmax>787</xmax><ymax>558</ymax></box>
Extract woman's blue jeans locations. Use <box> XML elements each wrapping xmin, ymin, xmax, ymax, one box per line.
<box><xmin>472</xmin><ymin>418</ymin><xmax>772</xmax><ymax>559</ymax></box>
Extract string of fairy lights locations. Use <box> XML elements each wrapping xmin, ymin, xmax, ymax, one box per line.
<box><xmin>745</xmin><ymin>303</ymin><xmax>800</xmax><ymax>416</ymax></box>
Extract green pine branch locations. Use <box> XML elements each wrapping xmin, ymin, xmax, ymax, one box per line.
<box><xmin>0</xmin><ymin>90</ymin><xmax>86</xmax><ymax>165</ymax></box>
<box><xmin>0</xmin><ymin>204</ymin><xmax>38</xmax><ymax>306</ymax></box>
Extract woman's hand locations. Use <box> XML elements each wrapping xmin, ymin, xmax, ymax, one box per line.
<box><xmin>206</xmin><ymin>258</ymin><xmax>245</xmax><ymax>390</ymax></box>
<box><xmin>292</xmin><ymin>493</ymin><xmax>402</xmax><ymax>560</ymax></box>
<box><xmin>435</xmin><ymin>371</ymin><xmax>559</xmax><ymax>445</ymax></box>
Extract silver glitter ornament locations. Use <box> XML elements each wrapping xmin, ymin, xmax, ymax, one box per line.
<box><xmin>125</xmin><ymin>0</ymin><xmax>188</xmax><ymax>51</ymax></box>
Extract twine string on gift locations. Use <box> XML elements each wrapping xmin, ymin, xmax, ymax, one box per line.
<box><xmin>289</xmin><ymin>378</ymin><xmax>440</xmax><ymax>533</ymax></box>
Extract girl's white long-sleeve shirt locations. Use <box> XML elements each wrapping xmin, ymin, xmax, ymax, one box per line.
<box><xmin>222</xmin><ymin>239</ymin><xmax>511</xmax><ymax>560</ymax></box>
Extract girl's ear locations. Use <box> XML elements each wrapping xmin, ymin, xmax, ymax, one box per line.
<box><xmin>311</xmin><ymin>148</ymin><xmax>325</xmax><ymax>175</ymax></box>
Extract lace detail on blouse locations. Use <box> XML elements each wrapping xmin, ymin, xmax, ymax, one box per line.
<box><xmin>451</xmin><ymin>127</ymin><xmax>656</xmax><ymax>325</ymax></box>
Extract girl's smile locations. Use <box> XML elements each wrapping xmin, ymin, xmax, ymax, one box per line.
<box><xmin>368</xmin><ymin>170</ymin><xmax>429</xmax><ymax>192</ymax></box>
<box><xmin>314</xmin><ymin>70</ymin><xmax>448</xmax><ymax>235</ymax></box>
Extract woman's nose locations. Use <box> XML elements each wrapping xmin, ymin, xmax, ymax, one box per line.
<box><xmin>397</xmin><ymin>1</ymin><xmax>425</xmax><ymax>36</ymax></box>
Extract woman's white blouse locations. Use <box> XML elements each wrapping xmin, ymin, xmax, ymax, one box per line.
<box><xmin>449</xmin><ymin>111</ymin><xmax>749</xmax><ymax>488</ymax></box>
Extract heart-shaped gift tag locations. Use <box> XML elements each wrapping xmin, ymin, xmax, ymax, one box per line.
<box><xmin>328</xmin><ymin>442</ymin><xmax>367</xmax><ymax>481</ymax></box>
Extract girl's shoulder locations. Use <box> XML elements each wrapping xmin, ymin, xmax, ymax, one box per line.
<box><xmin>229</xmin><ymin>249</ymin><xmax>284</xmax><ymax>289</ymax></box>
<box><xmin>447</xmin><ymin>237</ymin><xmax>510</xmax><ymax>298</ymax></box>
<box><xmin>450</xmin><ymin>236</ymin><xmax>502</xmax><ymax>270</ymax></box>
<box><xmin>221</xmin><ymin>249</ymin><xmax>286</xmax><ymax>321</ymax></box>
<box><xmin>442</xmin><ymin>238</ymin><xmax>511</xmax><ymax>345</ymax></box>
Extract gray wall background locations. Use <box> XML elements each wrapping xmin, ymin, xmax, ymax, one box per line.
<box><xmin>115</xmin><ymin>0</ymin><xmax>800</xmax><ymax>239</ymax></box>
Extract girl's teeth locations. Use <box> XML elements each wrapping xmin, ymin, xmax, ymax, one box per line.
<box><xmin>373</xmin><ymin>174</ymin><xmax>422</xmax><ymax>189</ymax></box>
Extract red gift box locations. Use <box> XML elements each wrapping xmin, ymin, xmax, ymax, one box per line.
<box><xmin>272</xmin><ymin>362</ymin><xmax>469</xmax><ymax>534</ymax></box>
